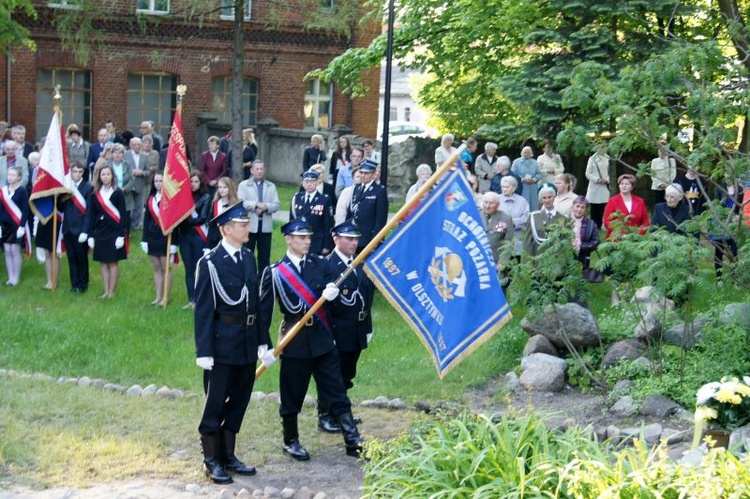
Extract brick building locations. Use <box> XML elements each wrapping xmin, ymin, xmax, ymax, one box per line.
<box><xmin>1</xmin><ymin>0</ymin><xmax>380</xmax><ymax>152</ymax></box>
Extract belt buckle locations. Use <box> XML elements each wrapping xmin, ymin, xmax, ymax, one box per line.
<box><xmin>246</xmin><ymin>314</ymin><xmax>256</xmax><ymax>326</ymax></box>
<box><xmin>358</xmin><ymin>311</ymin><xmax>366</xmax><ymax>321</ymax></box>
<box><xmin>305</xmin><ymin>316</ymin><xmax>314</xmax><ymax>326</ymax></box>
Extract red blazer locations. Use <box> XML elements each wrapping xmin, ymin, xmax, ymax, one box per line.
<box><xmin>603</xmin><ymin>193</ymin><xmax>650</xmax><ymax>240</ymax></box>
<box><xmin>200</xmin><ymin>151</ymin><xmax>228</xmax><ymax>183</ymax></box>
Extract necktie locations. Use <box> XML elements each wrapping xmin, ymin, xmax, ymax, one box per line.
<box><xmin>306</xmin><ymin>194</ymin><xmax>312</xmax><ymax>204</ymax></box>
<box><xmin>257</xmin><ymin>181</ymin><xmax>264</xmax><ymax>203</ymax></box>
<box><xmin>299</xmin><ymin>258</ymin><xmax>305</xmax><ymax>273</ymax></box>
<box><xmin>234</xmin><ymin>251</ymin><xmax>242</xmax><ymax>264</ymax></box>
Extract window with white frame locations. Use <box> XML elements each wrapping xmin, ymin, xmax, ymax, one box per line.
<box><xmin>211</xmin><ymin>77</ymin><xmax>258</xmax><ymax>126</ymax></box>
<box><xmin>304</xmin><ymin>79</ymin><xmax>333</xmax><ymax>130</ymax></box>
<box><xmin>36</xmin><ymin>69</ymin><xmax>91</xmax><ymax>142</ymax></box>
<box><xmin>221</xmin><ymin>0</ymin><xmax>252</xmax><ymax>20</ymax></box>
<box><xmin>136</xmin><ymin>0</ymin><xmax>169</xmax><ymax>14</ymax></box>
<box><xmin>126</xmin><ymin>73</ymin><xmax>176</xmax><ymax>140</ymax></box>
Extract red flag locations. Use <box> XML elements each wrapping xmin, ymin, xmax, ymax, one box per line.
<box><xmin>30</xmin><ymin>111</ymin><xmax>72</xmax><ymax>223</ymax></box>
<box><xmin>159</xmin><ymin>97</ymin><xmax>194</xmax><ymax>235</ymax></box>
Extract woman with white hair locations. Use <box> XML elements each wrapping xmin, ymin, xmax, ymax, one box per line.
<box><xmin>651</xmin><ymin>183</ymin><xmax>692</xmax><ymax>234</ymax></box>
<box><xmin>511</xmin><ymin>146</ymin><xmax>542</xmax><ymax>211</ymax></box>
<box><xmin>475</xmin><ymin>142</ymin><xmax>499</xmax><ymax>193</ymax></box>
<box><xmin>406</xmin><ymin>163</ymin><xmax>433</xmax><ymax>203</ymax></box>
<box><xmin>523</xmin><ymin>183</ymin><xmax>566</xmax><ymax>257</ymax></box>
<box><xmin>434</xmin><ymin>133</ymin><xmax>456</xmax><ymax>167</ymax></box>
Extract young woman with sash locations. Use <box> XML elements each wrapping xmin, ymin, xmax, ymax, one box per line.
<box><xmin>0</xmin><ymin>166</ymin><xmax>29</xmax><ymax>286</ymax></box>
<box><xmin>207</xmin><ymin>176</ymin><xmax>238</xmax><ymax>250</ymax></box>
<box><xmin>178</xmin><ymin>170</ymin><xmax>211</xmax><ymax>309</ymax></box>
<box><xmin>141</xmin><ymin>173</ymin><xmax>178</xmax><ymax>305</ymax></box>
<box><xmin>87</xmin><ymin>164</ymin><xmax>127</xmax><ymax>299</ymax></box>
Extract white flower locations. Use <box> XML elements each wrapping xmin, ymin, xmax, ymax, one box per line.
<box><xmin>743</xmin><ymin>375</ymin><xmax>750</xmax><ymax>386</ymax></box>
<box><xmin>696</xmin><ymin>382</ymin><xmax>721</xmax><ymax>405</ymax></box>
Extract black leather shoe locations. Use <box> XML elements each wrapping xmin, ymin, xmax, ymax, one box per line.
<box><xmin>222</xmin><ymin>430</ymin><xmax>257</xmax><ymax>475</ymax></box>
<box><xmin>282</xmin><ymin>438</ymin><xmax>310</xmax><ymax>461</ymax></box>
<box><xmin>200</xmin><ymin>436</ymin><xmax>233</xmax><ymax>484</ymax></box>
<box><xmin>353</xmin><ymin>416</ymin><xmax>362</xmax><ymax>425</ymax></box>
<box><xmin>224</xmin><ymin>458</ymin><xmax>256</xmax><ymax>476</ymax></box>
<box><xmin>318</xmin><ymin>414</ymin><xmax>341</xmax><ymax>434</ymax></box>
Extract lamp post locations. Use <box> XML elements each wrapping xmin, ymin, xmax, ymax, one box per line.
<box><xmin>379</xmin><ymin>0</ymin><xmax>395</xmax><ymax>188</ymax></box>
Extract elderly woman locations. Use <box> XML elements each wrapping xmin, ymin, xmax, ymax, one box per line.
<box><xmin>489</xmin><ymin>156</ymin><xmax>522</xmax><ymax>195</ymax></box>
<box><xmin>475</xmin><ymin>142</ymin><xmax>498</xmax><ymax>193</ymax></box>
<box><xmin>481</xmin><ymin>191</ymin><xmax>515</xmax><ymax>285</ymax></box>
<box><xmin>524</xmin><ymin>183</ymin><xmax>566</xmax><ymax>257</ymax></box>
<box><xmin>511</xmin><ymin>146</ymin><xmax>542</xmax><ymax>211</ymax></box>
<box><xmin>537</xmin><ymin>140</ymin><xmax>565</xmax><ymax>185</ymax></box>
<box><xmin>651</xmin><ymin>183</ymin><xmax>692</xmax><ymax>234</ymax></box>
<box><xmin>406</xmin><ymin>163</ymin><xmax>432</xmax><ymax>203</ymax></box>
<box><xmin>570</xmin><ymin>196</ymin><xmax>600</xmax><ymax>273</ymax></box>
<box><xmin>140</xmin><ymin>135</ymin><xmax>161</xmax><ymax>176</ymax></box>
<box><xmin>603</xmin><ymin>173</ymin><xmax>650</xmax><ymax>240</ymax></box>
<box><xmin>434</xmin><ymin>133</ymin><xmax>456</xmax><ymax>167</ymax></box>
<box><xmin>497</xmin><ymin>175</ymin><xmax>530</xmax><ymax>260</ymax></box>
<box><xmin>553</xmin><ymin>173</ymin><xmax>577</xmax><ymax>217</ymax></box>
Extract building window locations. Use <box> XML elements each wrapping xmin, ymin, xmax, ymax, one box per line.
<box><xmin>136</xmin><ymin>0</ymin><xmax>169</xmax><ymax>14</ymax></box>
<box><xmin>389</xmin><ymin>106</ymin><xmax>397</xmax><ymax>121</ymax></box>
<box><xmin>304</xmin><ymin>79</ymin><xmax>332</xmax><ymax>130</ymax></box>
<box><xmin>211</xmin><ymin>77</ymin><xmax>259</xmax><ymax>126</ymax></box>
<box><xmin>405</xmin><ymin>107</ymin><xmax>411</xmax><ymax>122</ymax></box>
<box><xmin>36</xmin><ymin>69</ymin><xmax>91</xmax><ymax>142</ymax></box>
<box><xmin>127</xmin><ymin>73</ymin><xmax>176</xmax><ymax>140</ymax></box>
<box><xmin>220</xmin><ymin>0</ymin><xmax>252</xmax><ymax>20</ymax></box>
<box><xmin>48</xmin><ymin>0</ymin><xmax>82</xmax><ymax>8</ymax></box>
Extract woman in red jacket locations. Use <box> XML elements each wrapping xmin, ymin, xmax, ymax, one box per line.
<box><xmin>603</xmin><ymin>174</ymin><xmax>650</xmax><ymax>240</ymax></box>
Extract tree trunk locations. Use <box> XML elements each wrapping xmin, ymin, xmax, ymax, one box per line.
<box><xmin>718</xmin><ymin>0</ymin><xmax>750</xmax><ymax>152</ymax></box>
<box><xmin>231</xmin><ymin>0</ymin><xmax>245</xmax><ymax>183</ymax></box>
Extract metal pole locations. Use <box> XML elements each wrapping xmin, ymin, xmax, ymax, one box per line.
<box><xmin>379</xmin><ymin>0</ymin><xmax>395</xmax><ymax>188</ymax></box>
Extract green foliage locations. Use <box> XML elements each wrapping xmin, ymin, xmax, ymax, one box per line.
<box><xmin>566</xmin><ymin>350</ymin><xmax>601</xmax><ymax>393</ymax></box>
<box><xmin>266</xmin><ymin>0</ymin><xmax>365</xmax><ymax>37</ymax></box>
<box><xmin>0</xmin><ymin>0</ymin><xmax>37</xmax><ymax>52</ymax></box>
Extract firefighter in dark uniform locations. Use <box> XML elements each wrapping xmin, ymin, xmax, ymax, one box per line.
<box><xmin>289</xmin><ymin>170</ymin><xmax>334</xmax><ymax>255</ymax></box>
<box><xmin>346</xmin><ymin>158</ymin><xmax>388</xmax><ymax>253</ymax></box>
<box><xmin>194</xmin><ymin>202</ymin><xmax>272</xmax><ymax>484</ymax></box>
<box><xmin>259</xmin><ymin>218</ymin><xmax>364</xmax><ymax>461</ymax></box>
<box><xmin>316</xmin><ymin>220</ymin><xmax>374</xmax><ymax>433</ymax></box>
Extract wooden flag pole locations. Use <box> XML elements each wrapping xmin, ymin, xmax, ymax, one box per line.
<box><xmin>51</xmin><ymin>195</ymin><xmax>58</xmax><ymax>291</ymax></box>
<box><xmin>255</xmin><ymin>144</ymin><xmax>468</xmax><ymax>379</ymax></box>
<box><xmin>162</xmin><ymin>232</ymin><xmax>172</xmax><ymax>309</ymax></box>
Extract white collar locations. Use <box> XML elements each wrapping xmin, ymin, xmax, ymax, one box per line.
<box><xmin>221</xmin><ymin>241</ymin><xmax>242</xmax><ymax>259</ymax></box>
<box><xmin>286</xmin><ymin>251</ymin><xmax>305</xmax><ymax>270</ymax></box>
<box><xmin>334</xmin><ymin>248</ymin><xmax>354</xmax><ymax>264</ymax></box>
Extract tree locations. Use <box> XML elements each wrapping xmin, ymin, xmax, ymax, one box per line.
<box><xmin>0</xmin><ymin>0</ymin><xmax>36</xmax><ymax>53</ymax></box>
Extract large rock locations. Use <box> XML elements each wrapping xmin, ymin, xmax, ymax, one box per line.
<box><xmin>639</xmin><ymin>394</ymin><xmax>681</xmax><ymax>418</ymax></box>
<box><xmin>720</xmin><ymin>303</ymin><xmax>750</xmax><ymax>330</ymax></box>
<box><xmin>663</xmin><ymin>317</ymin><xmax>710</xmax><ymax>349</ymax></box>
<box><xmin>633</xmin><ymin>311</ymin><xmax>662</xmax><ymax>340</ymax></box>
<box><xmin>603</xmin><ymin>339</ymin><xmax>646</xmax><ymax>367</ymax></box>
<box><xmin>519</xmin><ymin>365</ymin><xmax>565</xmax><ymax>392</ymax></box>
<box><xmin>521</xmin><ymin>353</ymin><xmax>567</xmax><ymax>373</ymax></box>
<box><xmin>520</xmin><ymin>303</ymin><xmax>600</xmax><ymax>349</ymax></box>
<box><xmin>523</xmin><ymin>334</ymin><xmax>558</xmax><ymax>356</ymax></box>
<box><xmin>631</xmin><ymin>286</ymin><xmax>675</xmax><ymax>312</ymax></box>
<box><xmin>610</xmin><ymin>395</ymin><xmax>637</xmax><ymax>417</ymax></box>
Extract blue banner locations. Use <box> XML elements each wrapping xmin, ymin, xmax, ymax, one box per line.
<box><xmin>364</xmin><ymin>167</ymin><xmax>512</xmax><ymax>378</ymax></box>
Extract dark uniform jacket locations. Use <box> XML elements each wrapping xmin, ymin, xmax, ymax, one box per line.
<box><xmin>289</xmin><ymin>190</ymin><xmax>334</xmax><ymax>255</ymax></box>
<box><xmin>323</xmin><ymin>252</ymin><xmax>372</xmax><ymax>352</ymax></box>
<box><xmin>62</xmin><ymin>181</ymin><xmax>93</xmax><ymax>237</ymax></box>
<box><xmin>194</xmin><ymin>245</ymin><xmax>270</xmax><ymax>365</ymax></box>
<box><xmin>346</xmin><ymin>182</ymin><xmax>388</xmax><ymax>251</ymax></box>
<box><xmin>260</xmin><ymin>254</ymin><xmax>336</xmax><ymax>359</ymax></box>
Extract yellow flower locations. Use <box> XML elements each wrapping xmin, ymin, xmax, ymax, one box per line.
<box><xmin>694</xmin><ymin>406</ymin><xmax>717</xmax><ymax>422</ymax></box>
<box><xmin>715</xmin><ymin>387</ymin><xmax>742</xmax><ymax>405</ymax></box>
<box><xmin>735</xmin><ymin>384</ymin><xmax>750</xmax><ymax>397</ymax></box>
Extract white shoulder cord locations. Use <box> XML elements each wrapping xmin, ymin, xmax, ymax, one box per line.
<box><xmin>529</xmin><ymin>212</ymin><xmax>548</xmax><ymax>245</ymax></box>
<box><xmin>271</xmin><ymin>266</ymin><xmax>305</xmax><ymax>314</ymax></box>
<box><xmin>339</xmin><ymin>288</ymin><xmax>362</xmax><ymax>307</ymax></box>
<box><xmin>207</xmin><ymin>259</ymin><xmax>248</xmax><ymax>306</ymax></box>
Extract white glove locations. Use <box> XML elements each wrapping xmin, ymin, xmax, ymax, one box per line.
<box><xmin>115</xmin><ymin>236</ymin><xmax>125</xmax><ymax>249</ymax></box>
<box><xmin>88</xmin><ymin>238</ymin><xmax>95</xmax><ymax>249</ymax></box>
<box><xmin>78</xmin><ymin>232</ymin><xmax>88</xmax><ymax>244</ymax></box>
<box><xmin>140</xmin><ymin>242</ymin><xmax>149</xmax><ymax>254</ymax></box>
<box><xmin>196</xmin><ymin>357</ymin><xmax>214</xmax><ymax>370</ymax></box>
<box><xmin>16</xmin><ymin>226</ymin><xmax>25</xmax><ymax>239</ymax></box>
<box><xmin>0</xmin><ymin>226</ymin><xmax>2</xmax><ymax>238</ymax></box>
<box><xmin>257</xmin><ymin>344</ymin><xmax>269</xmax><ymax>358</ymax></box>
<box><xmin>169</xmin><ymin>244</ymin><xmax>178</xmax><ymax>255</ymax></box>
<box><xmin>260</xmin><ymin>349</ymin><xmax>277</xmax><ymax>368</ymax></box>
<box><xmin>202</xmin><ymin>248</ymin><xmax>210</xmax><ymax>256</ymax></box>
<box><xmin>322</xmin><ymin>283</ymin><xmax>339</xmax><ymax>301</ymax></box>
<box><xmin>367</xmin><ymin>333</ymin><xmax>373</xmax><ymax>345</ymax></box>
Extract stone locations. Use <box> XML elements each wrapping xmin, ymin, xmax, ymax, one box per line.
<box><xmin>679</xmin><ymin>447</ymin><xmax>707</xmax><ymax>467</ymax></box>
<box><xmin>387</xmin><ymin>398</ymin><xmax>408</xmax><ymax>410</ymax></box>
<box><xmin>720</xmin><ymin>303</ymin><xmax>750</xmax><ymax>330</ymax></box>
<box><xmin>77</xmin><ymin>376</ymin><xmax>92</xmax><ymax>387</ymax></box>
<box><xmin>523</xmin><ymin>335</ymin><xmax>558</xmax><ymax>356</ymax></box>
<box><xmin>503</xmin><ymin>371</ymin><xmax>520</xmax><ymax>393</ymax></box>
<box><xmin>313</xmin><ymin>493</ymin><xmax>328</xmax><ymax>499</ymax></box>
<box><xmin>57</xmin><ymin>377</ymin><xmax>67</xmax><ymax>384</ymax></box>
<box><xmin>633</xmin><ymin>311</ymin><xmax>662</xmax><ymax>340</ymax></box>
<box><xmin>170</xmin><ymin>389</ymin><xmax>185</xmax><ymax>398</ymax></box>
<box><xmin>639</xmin><ymin>394</ymin><xmax>681</xmax><ymax>418</ymax></box>
<box><xmin>156</xmin><ymin>386</ymin><xmax>171</xmax><ymax>397</ymax></box>
<box><xmin>236</xmin><ymin>489</ymin><xmax>251</xmax><ymax>498</ymax></box>
<box><xmin>65</xmin><ymin>377</ymin><xmax>78</xmax><ymax>385</ymax></box>
<box><xmin>266</xmin><ymin>392</ymin><xmax>280</xmax><ymax>404</ymax></box>
<box><xmin>253</xmin><ymin>490</ymin><xmax>265</xmax><ymax>497</ymax></box>
<box><xmin>631</xmin><ymin>286</ymin><xmax>675</xmax><ymax>311</ymax></box>
<box><xmin>281</xmin><ymin>488</ymin><xmax>297</xmax><ymax>499</ymax></box>
<box><xmin>295</xmin><ymin>486</ymin><xmax>315</xmax><ymax>499</ymax></box>
<box><xmin>603</xmin><ymin>340</ymin><xmax>646</xmax><ymax>367</ymax></box>
<box><xmin>663</xmin><ymin>317</ymin><xmax>710</xmax><ymax>349</ymax></box>
<box><xmin>641</xmin><ymin>423</ymin><xmax>664</xmax><ymax>444</ymax></box>
<box><xmin>142</xmin><ymin>384</ymin><xmax>158</xmax><ymax>396</ymax></box>
<box><xmin>612</xmin><ymin>379</ymin><xmax>634</xmax><ymax>396</ymax></box>
<box><xmin>519</xmin><ymin>364</ymin><xmax>565</xmax><ymax>392</ymax></box>
<box><xmin>660</xmin><ymin>428</ymin><xmax>686</xmax><ymax>445</ymax></box>
<box><xmin>303</xmin><ymin>395</ymin><xmax>316</xmax><ymax>407</ymax></box>
<box><xmin>521</xmin><ymin>353</ymin><xmax>567</xmax><ymax>373</ymax></box>
<box><xmin>606</xmin><ymin>425</ymin><xmax>622</xmax><ymax>445</ymax></box>
<box><xmin>610</xmin><ymin>396</ymin><xmax>637</xmax><ymax>417</ymax></box>
<box><xmin>632</xmin><ymin>357</ymin><xmax>653</xmax><ymax>369</ymax></box>
<box><xmin>520</xmin><ymin>303</ymin><xmax>600</xmax><ymax>349</ymax></box>
<box><xmin>125</xmin><ymin>385</ymin><xmax>143</xmax><ymax>396</ymax></box>
<box><xmin>374</xmin><ymin>395</ymin><xmax>390</xmax><ymax>408</ymax></box>
<box><xmin>414</xmin><ymin>401</ymin><xmax>431</xmax><ymax>413</ymax></box>
<box><xmin>251</xmin><ymin>391</ymin><xmax>266</xmax><ymax>402</ymax></box>
<box><xmin>729</xmin><ymin>425</ymin><xmax>750</xmax><ymax>455</ymax></box>
<box><xmin>360</xmin><ymin>399</ymin><xmax>378</xmax><ymax>408</ymax></box>
<box><xmin>264</xmin><ymin>485</ymin><xmax>281</xmax><ymax>497</ymax></box>
<box><xmin>218</xmin><ymin>489</ymin><xmax>233</xmax><ymax>499</ymax></box>
<box><xmin>185</xmin><ymin>484</ymin><xmax>201</xmax><ymax>493</ymax></box>
<box><xmin>91</xmin><ymin>379</ymin><xmax>106</xmax><ymax>388</ymax></box>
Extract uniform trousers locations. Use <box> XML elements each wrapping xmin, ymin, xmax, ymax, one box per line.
<box><xmin>246</xmin><ymin>231</ymin><xmax>272</xmax><ymax>275</ymax></box>
<box><xmin>63</xmin><ymin>233</ymin><xmax>90</xmax><ymax>291</ymax></box>
<box><xmin>199</xmin><ymin>363</ymin><xmax>255</xmax><ymax>436</ymax></box>
<box><xmin>279</xmin><ymin>350</ymin><xmax>351</xmax><ymax>419</ymax></box>
<box><xmin>337</xmin><ymin>350</ymin><xmax>362</xmax><ymax>390</ymax></box>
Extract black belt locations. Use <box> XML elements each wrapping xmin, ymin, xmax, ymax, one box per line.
<box><xmin>286</xmin><ymin>315</ymin><xmax>317</xmax><ymax>327</ymax></box>
<box><xmin>217</xmin><ymin>314</ymin><xmax>256</xmax><ymax>326</ymax></box>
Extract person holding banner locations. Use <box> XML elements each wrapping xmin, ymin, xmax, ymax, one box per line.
<box><xmin>62</xmin><ymin>162</ymin><xmax>93</xmax><ymax>293</ymax></box>
<box><xmin>259</xmin><ymin>219</ymin><xmax>364</xmax><ymax>461</ymax></box>
<box><xmin>85</xmin><ymin>164</ymin><xmax>127</xmax><ymax>299</ymax></box>
<box><xmin>178</xmin><ymin>170</ymin><xmax>211</xmax><ymax>310</ymax></box>
<box><xmin>0</xmin><ymin>166</ymin><xmax>29</xmax><ymax>286</ymax></box>
<box><xmin>194</xmin><ymin>202</ymin><xmax>269</xmax><ymax>485</ymax></box>
<box><xmin>141</xmin><ymin>173</ymin><xmax>178</xmax><ymax>305</ymax></box>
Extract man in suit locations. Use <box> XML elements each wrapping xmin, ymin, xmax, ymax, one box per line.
<box><xmin>259</xmin><ymin>219</ymin><xmax>364</xmax><ymax>461</ymax></box>
<box><xmin>63</xmin><ymin>163</ymin><xmax>94</xmax><ymax>293</ymax></box>
<box><xmin>346</xmin><ymin>159</ymin><xmax>388</xmax><ymax>253</ymax></box>
<box><xmin>138</xmin><ymin>120</ymin><xmax>163</xmax><ymax>152</ymax></box>
<box><xmin>237</xmin><ymin>160</ymin><xmax>279</xmax><ymax>274</ymax></box>
<box><xmin>11</xmin><ymin>125</ymin><xmax>35</xmax><ymax>159</ymax></box>
<box><xmin>317</xmin><ymin>220</ymin><xmax>373</xmax><ymax>433</ymax></box>
<box><xmin>194</xmin><ymin>202</ymin><xmax>272</xmax><ymax>485</ymax></box>
<box><xmin>0</xmin><ymin>141</ymin><xmax>29</xmax><ymax>187</ymax></box>
<box><xmin>289</xmin><ymin>170</ymin><xmax>334</xmax><ymax>255</ymax></box>
<box><xmin>126</xmin><ymin>137</ymin><xmax>150</xmax><ymax>230</ymax></box>
<box><xmin>86</xmin><ymin>128</ymin><xmax>109</xmax><ymax>181</ymax></box>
